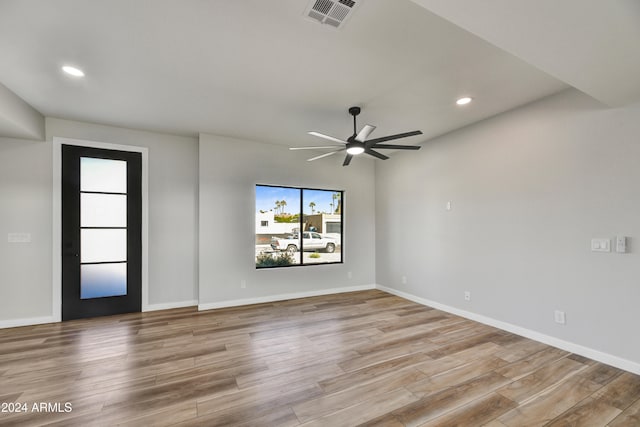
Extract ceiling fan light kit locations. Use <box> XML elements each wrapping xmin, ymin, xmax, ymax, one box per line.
<box><xmin>293</xmin><ymin>106</ymin><xmax>423</xmax><ymax>166</ymax></box>
<box><xmin>346</xmin><ymin>144</ymin><xmax>365</xmax><ymax>155</ymax></box>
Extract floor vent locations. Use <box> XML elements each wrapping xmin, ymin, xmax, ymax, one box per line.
<box><xmin>304</xmin><ymin>0</ymin><xmax>360</xmax><ymax>29</ymax></box>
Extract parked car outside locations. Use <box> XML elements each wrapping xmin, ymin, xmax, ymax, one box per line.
<box><xmin>271</xmin><ymin>232</ymin><xmax>338</xmax><ymax>253</ymax></box>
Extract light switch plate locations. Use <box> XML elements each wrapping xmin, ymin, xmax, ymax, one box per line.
<box><xmin>8</xmin><ymin>233</ymin><xmax>31</xmax><ymax>243</ymax></box>
<box><xmin>591</xmin><ymin>238</ymin><xmax>610</xmax><ymax>252</ymax></box>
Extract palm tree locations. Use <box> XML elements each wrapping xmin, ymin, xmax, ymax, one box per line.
<box><xmin>333</xmin><ymin>192</ymin><xmax>341</xmax><ymax>214</ymax></box>
<box><xmin>280</xmin><ymin>199</ymin><xmax>287</xmax><ymax>214</ymax></box>
<box><xmin>275</xmin><ymin>200</ymin><xmax>281</xmax><ymax>214</ymax></box>
<box><xmin>332</xmin><ymin>193</ymin><xmax>339</xmax><ymax>214</ymax></box>
<box><xmin>309</xmin><ymin>201</ymin><xmax>316</xmax><ymax>214</ymax></box>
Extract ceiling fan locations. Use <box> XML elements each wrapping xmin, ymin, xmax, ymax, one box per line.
<box><xmin>291</xmin><ymin>106</ymin><xmax>422</xmax><ymax>166</ymax></box>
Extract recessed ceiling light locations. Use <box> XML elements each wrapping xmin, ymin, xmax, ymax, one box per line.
<box><xmin>62</xmin><ymin>65</ymin><xmax>85</xmax><ymax>77</ymax></box>
<box><xmin>456</xmin><ymin>97</ymin><xmax>472</xmax><ymax>106</ymax></box>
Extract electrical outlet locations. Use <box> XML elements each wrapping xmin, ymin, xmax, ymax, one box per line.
<box><xmin>240</xmin><ymin>280</ymin><xmax>246</xmax><ymax>289</ymax></box>
<box><xmin>347</xmin><ymin>271</ymin><xmax>353</xmax><ymax>279</ymax></box>
<box><xmin>554</xmin><ymin>310</ymin><xmax>566</xmax><ymax>324</ymax></box>
<box><xmin>401</xmin><ymin>276</ymin><xmax>407</xmax><ymax>285</ymax></box>
<box><xmin>464</xmin><ymin>291</ymin><xmax>471</xmax><ymax>301</ymax></box>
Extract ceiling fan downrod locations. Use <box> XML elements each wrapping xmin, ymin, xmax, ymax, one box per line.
<box><xmin>348</xmin><ymin>106</ymin><xmax>361</xmax><ymax>137</ymax></box>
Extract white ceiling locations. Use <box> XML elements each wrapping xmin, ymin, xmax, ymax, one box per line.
<box><xmin>0</xmin><ymin>0</ymin><xmax>630</xmax><ymax>150</ymax></box>
<box><xmin>411</xmin><ymin>0</ymin><xmax>640</xmax><ymax>108</ymax></box>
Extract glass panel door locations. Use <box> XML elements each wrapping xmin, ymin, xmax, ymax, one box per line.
<box><xmin>62</xmin><ymin>145</ymin><xmax>142</xmax><ymax>321</ymax></box>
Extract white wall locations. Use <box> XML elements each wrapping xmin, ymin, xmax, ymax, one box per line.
<box><xmin>0</xmin><ymin>118</ymin><xmax>199</xmax><ymax>325</ymax></box>
<box><xmin>199</xmin><ymin>133</ymin><xmax>376</xmax><ymax>307</ymax></box>
<box><xmin>0</xmin><ymin>137</ymin><xmax>53</xmax><ymax>321</ymax></box>
<box><xmin>0</xmin><ymin>82</ymin><xmax>44</xmax><ymax>140</ymax></box>
<box><xmin>375</xmin><ymin>88</ymin><xmax>640</xmax><ymax>366</ymax></box>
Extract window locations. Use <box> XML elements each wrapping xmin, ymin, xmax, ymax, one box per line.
<box><xmin>326</xmin><ymin>222</ymin><xmax>341</xmax><ymax>234</ymax></box>
<box><xmin>79</xmin><ymin>157</ymin><xmax>128</xmax><ymax>299</ymax></box>
<box><xmin>255</xmin><ymin>185</ymin><xmax>343</xmax><ymax>268</ymax></box>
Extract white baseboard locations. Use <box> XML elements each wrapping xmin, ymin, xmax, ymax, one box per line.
<box><xmin>0</xmin><ymin>316</ymin><xmax>57</xmax><ymax>330</ymax></box>
<box><xmin>0</xmin><ymin>300</ymin><xmax>198</xmax><ymax>328</ymax></box>
<box><xmin>143</xmin><ymin>300</ymin><xmax>198</xmax><ymax>312</ymax></box>
<box><xmin>376</xmin><ymin>284</ymin><xmax>640</xmax><ymax>376</ymax></box>
<box><xmin>198</xmin><ymin>284</ymin><xmax>376</xmax><ymax>311</ymax></box>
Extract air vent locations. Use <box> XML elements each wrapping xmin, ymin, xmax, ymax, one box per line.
<box><xmin>304</xmin><ymin>0</ymin><xmax>360</xmax><ymax>30</ymax></box>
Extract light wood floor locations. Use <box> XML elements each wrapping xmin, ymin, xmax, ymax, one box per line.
<box><xmin>1</xmin><ymin>290</ymin><xmax>639</xmax><ymax>426</ymax></box>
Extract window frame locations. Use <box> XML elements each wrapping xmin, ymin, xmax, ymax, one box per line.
<box><xmin>255</xmin><ymin>184</ymin><xmax>344</xmax><ymax>269</ymax></box>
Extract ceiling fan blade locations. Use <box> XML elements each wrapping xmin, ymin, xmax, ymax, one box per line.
<box><xmin>290</xmin><ymin>145</ymin><xmax>343</xmax><ymax>151</ymax></box>
<box><xmin>370</xmin><ymin>144</ymin><xmax>421</xmax><ymax>150</ymax></box>
<box><xmin>355</xmin><ymin>124</ymin><xmax>376</xmax><ymax>142</ymax></box>
<box><xmin>365</xmin><ymin>149</ymin><xmax>389</xmax><ymax>160</ymax></box>
<box><xmin>308</xmin><ymin>131</ymin><xmax>348</xmax><ymax>144</ymax></box>
<box><xmin>365</xmin><ymin>130</ymin><xmax>423</xmax><ymax>145</ymax></box>
<box><xmin>307</xmin><ymin>150</ymin><xmax>344</xmax><ymax>162</ymax></box>
<box><xmin>343</xmin><ymin>154</ymin><xmax>353</xmax><ymax>166</ymax></box>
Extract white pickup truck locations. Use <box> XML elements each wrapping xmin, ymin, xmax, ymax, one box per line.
<box><xmin>271</xmin><ymin>232</ymin><xmax>338</xmax><ymax>253</ymax></box>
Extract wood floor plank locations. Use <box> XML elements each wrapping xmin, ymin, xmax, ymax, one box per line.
<box><xmin>299</xmin><ymin>388</ymin><xmax>417</xmax><ymax>427</ymax></box>
<box><xmin>356</xmin><ymin>414</ymin><xmax>405</xmax><ymax>427</ymax></box>
<box><xmin>591</xmin><ymin>372</ymin><xmax>640</xmax><ymax>410</ymax></box>
<box><xmin>0</xmin><ymin>290</ymin><xmax>637</xmax><ymax>426</ymax></box>
<box><xmin>231</xmin><ymin>405</ymin><xmax>301</xmax><ymax>427</ymax></box>
<box><xmin>497</xmin><ymin>357</ymin><xmax>587</xmax><ymax>403</ymax></box>
<box><xmin>0</xmin><ymin>392</ymin><xmax>22</xmax><ymax>403</ymax></box>
<box><xmin>578</xmin><ymin>362</ymin><xmax>624</xmax><ymax>386</ymax></box>
<box><xmin>115</xmin><ymin>401</ymin><xmax>198</xmax><ymax>427</ymax></box>
<box><xmin>103</xmin><ymin>374</ymin><xmax>238</xmax><ymax>412</ymax></box>
<box><xmin>338</xmin><ymin>343</ymin><xmax>429</xmax><ymax>373</ymax></box>
<box><xmin>292</xmin><ymin>367</ymin><xmax>426</xmax><ymax>423</ymax></box>
<box><xmin>18</xmin><ymin>373</ymin><xmax>158</xmax><ymax>405</ymax></box>
<box><xmin>425</xmin><ymin>322</ymin><xmax>494</xmax><ymax>345</ymax></box>
<box><xmin>318</xmin><ymin>352</ymin><xmax>431</xmax><ymax>394</ymax></box>
<box><xmin>426</xmin><ymin>331</ymin><xmax>511</xmax><ymax>359</ymax></box>
<box><xmin>609</xmin><ymin>397</ymin><xmax>640</xmax><ymax>426</ymax></box>
<box><xmin>235</xmin><ymin>360</ymin><xmax>344</xmax><ymax>390</ymax></box>
<box><xmin>377</xmin><ymin>311</ymin><xmax>451</xmax><ymax>333</ymax></box>
<box><xmin>418</xmin><ymin>392</ymin><xmax>517</xmax><ymax>427</ymax></box>
<box><xmin>375</xmin><ymin>371</ymin><xmax>512</xmax><ymax>426</ymax></box>
<box><xmin>495</xmin><ymin>347</ymin><xmax>569</xmax><ymax>380</ymax></box>
<box><xmin>546</xmin><ymin>396</ymin><xmax>621</xmax><ymax>426</ymax></box>
<box><xmin>47</xmin><ymin>401</ymin><xmax>197</xmax><ymax>427</ymax></box>
<box><xmin>354</xmin><ymin>328</ymin><xmax>440</xmax><ymax>355</ymax></box>
<box><xmin>492</xmin><ymin>337</ymin><xmax>549</xmax><ymax>363</ymax></box>
<box><xmin>497</xmin><ymin>375</ymin><xmax>602</xmax><ymax>426</ymax></box>
<box><xmin>407</xmin><ymin>357</ymin><xmax>508</xmax><ymax>398</ymax></box>
<box><xmin>412</xmin><ymin>342</ymin><xmax>501</xmax><ymax>377</ymax></box>
<box><xmin>195</xmin><ymin>382</ymin><xmax>323</xmax><ymax>420</ymax></box>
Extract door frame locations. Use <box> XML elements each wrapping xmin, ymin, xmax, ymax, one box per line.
<box><xmin>53</xmin><ymin>137</ymin><xmax>149</xmax><ymax>322</ymax></box>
